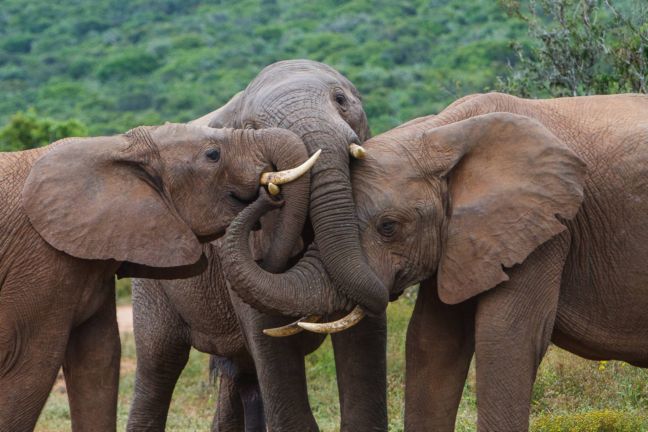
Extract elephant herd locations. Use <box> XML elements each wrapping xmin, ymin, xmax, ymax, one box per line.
<box><xmin>1</xmin><ymin>59</ymin><xmax>648</xmax><ymax>432</ymax></box>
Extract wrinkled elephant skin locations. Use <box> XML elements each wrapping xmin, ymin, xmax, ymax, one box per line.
<box><xmin>228</xmin><ymin>93</ymin><xmax>648</xmax><ymax>431</ymax></box>
<box><xmin>0</xmin><ymin>123</ymin><xmax>310</xmax><ymax>432</ymax></box>
<box><xmin>129</xmin><ymin>60</ymin><xmax>388</xmax><ymax>432</ymax></box>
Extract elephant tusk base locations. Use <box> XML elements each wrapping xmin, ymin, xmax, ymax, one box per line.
<box><xmin>297</xmin><ymin>306</ymin><xmax>366</xmax><ymax>334</ymax></box>
<box><xmin>260</xmin><ymin>149</ymin><xmax>322</xmax><ymax>186</ymax></box>
<box><xmin>349</xmin><ymin>144</ymin><xmax>367</xmax><ymax>159</ymax></box>
<box><xmin>267</xmin><ymin>183</ymin><xmax>280</xmax><ymax>195</ymax></box>
<box><xmin>263</xmin><ymin>315</ymin><xmax>322</xmax><ymax>337</ymax></box>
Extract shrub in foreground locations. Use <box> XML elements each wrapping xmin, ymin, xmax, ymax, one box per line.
<box><xmin>532</xmin><ymin>409</ymin><xmax>647</xmax><ymax>432</ymax></box>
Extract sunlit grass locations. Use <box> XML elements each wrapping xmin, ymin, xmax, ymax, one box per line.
<box><xmin>37</xmin><ymin>292</ymin><xmax>648</xmax><ymax>431</ymax></box>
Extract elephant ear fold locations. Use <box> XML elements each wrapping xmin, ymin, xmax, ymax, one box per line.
<box><xmin>21</xmin><ymin>128</ymin><xmax>202</xmax><ymax>268</ymax></box>
<box><xmin>189</xmin><ymin>91</ymin><xmax>244</xmax><ymax>128</ymax></box>
<box><xmin>425</xmin><ymin>113</ymin><xmax>586</xmax><ymax>305</ymax></box>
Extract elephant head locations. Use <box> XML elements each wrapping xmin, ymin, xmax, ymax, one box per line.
<box><xmin>193</xmin><ymin>59</ymin><xmax>388</xmax><ymax>315</ymax></box>
<box><xmin>21</xmin><ymin>123</ymin><xmax>315</xmax><ymax>277</ymax></box>
<box><xmin>221</xmin><ymin>109</ymin><xmax>587</xmax><ymax>332</ymax></box>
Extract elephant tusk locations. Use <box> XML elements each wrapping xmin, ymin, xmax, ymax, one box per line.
<box><xmin>267</xmin><ymin>183</ymin><xmax>280</xmax><ymax>196</ymax></box>
<box><xmin>297</xmin><ymin>306</ymin><xmax>366</xmax><ymax>334</ymax></box>
<box><xmin>349</xmin><ymin>144</ymin><xmax>366</xmax><ymax>159</ymax></box>
<box><xmin>260</xmin><ymin>149</ymin><xmax>322</xmax><ymax>186</ymax></box>
<box><xmin>263</xmin><ymin>315</ymin><xmax>322</xmax><ymax>337</ymax></box>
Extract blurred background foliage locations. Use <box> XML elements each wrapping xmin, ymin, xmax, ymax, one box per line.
<box><xmin>0</xmin><ymin>109</ymin><xmax>87</xmax><ymax>151</ymax></box>
<box><xmin>498</xmin><ymin>0</ymin><xmax>648</xmax><ymax>96</ymax></box>
<box><xmin>1</xmin><ymin>0</ymin><xmax>644</xmax><ymax>152</ymax></box>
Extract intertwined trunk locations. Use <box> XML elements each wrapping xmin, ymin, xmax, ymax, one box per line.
<box><xmin>222</xmin><ymin>191</ymin><xmax>349</xmax><ymax>316</ymax></box>
<box><xmin>224</xmin><ymin>115</ymin><xmax>387</xmax><ymax>316</ymax></box>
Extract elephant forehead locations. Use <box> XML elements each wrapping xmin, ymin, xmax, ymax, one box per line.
<box><xmin>256</xmin><ymin>60</ymin><xmax>348</xmax><ymax>85</ymax></box>
<box><xmin>354</xmin><ymin>171</ymin><xmax>432</xmax><ymax>221</ymax></box>
<box><xmin>147</xmin><ymin>124</ymin><xmax>227</xmax><ymax>153</ymax></box>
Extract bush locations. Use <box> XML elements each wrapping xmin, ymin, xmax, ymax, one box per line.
<box><xmin>0</xmin><ymin>110</ymin><xmax>87</xmax><ymax>151</ymax></box>
<box><xmin>532</xmin><ymin>410</ymin><xmax>648</xmax><ymax>432</ymax></box>
<box><xmin>96</xmin><ymin>49</ymin><xmax>161</xmax><ymax>81</ymax></box>
<box><xmin>498</xmin><ymin>0</ymin><xmax>648</xmax><ymax>97</ymax></box>
<box><xmin>1</xmin><ymin>34</ymin><xmax>33</xmax><ymax>54</ymax></box>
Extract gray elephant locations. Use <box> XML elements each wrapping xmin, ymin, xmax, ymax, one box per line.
<box><xmin>0</xmin><ymin>123</ymin><xmax>312</xmax><ymax>432</ymax></box>
<box><xmin>128</xmin><ymin>60</ymin><xmax>388</xmax><ymax>431</ymax></box>
<box><xmin>223</xmin><ymin>92</ymin><xmax>648</xmax><ymax>431</ymax></box>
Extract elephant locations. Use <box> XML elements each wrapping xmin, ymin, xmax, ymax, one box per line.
<box><xmin>222</xmin><ymin>92</ymin><xmax>648</xmax><ymax>431</ymax></box>
<box><xmin>0</xmin><ymin>123</ymin><xmax>314</xmax><ymax>432</ymax></box>
<box><xmin>128</xmin><ymin>60</ymin><xmax>388</xmax><ymax>432</ymax></box>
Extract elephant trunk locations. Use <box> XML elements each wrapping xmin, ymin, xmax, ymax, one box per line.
<box><xmin>230</xmin><ymin>93</ymin><xmax>387</xmax><ymax>316</ymax></box>
<box><xmin>254</xmin><ymin>129</ymin><xmax>312</xmax><ymax>272</ymax></box>
<box><xmin>300</xmin><ymin>127</ymin><xmax>388</xmax><ymax>315</ymax></box>
<box><xmin>222</xmin><ymin>191</ymin><xmax>350</xmax><ymax>316</ymax></box>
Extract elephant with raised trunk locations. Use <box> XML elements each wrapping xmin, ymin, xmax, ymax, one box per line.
<box><xmin>224</xmin><ymin>92</ymin><xmax>648</xmax><ymax>431</ymax></box>
<box><xmin>0</xmin><ymin>123</ymin><xmax>313</xmax><ymax>432</ymax></box>
<box><xmin>129</xmin><ymin>60</ymin><xmax>388</xmax><ymax>432</ymax></box>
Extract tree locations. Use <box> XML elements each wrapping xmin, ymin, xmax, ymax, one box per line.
<box><xmin>498</xmin><ymin>0</ymin><xmax>648</xmax><ymax>97</ymax></box>
<box><xmin>0</xmin><ymin>109</ymin><xmax>87</xmax><ymax>152</ymax></box>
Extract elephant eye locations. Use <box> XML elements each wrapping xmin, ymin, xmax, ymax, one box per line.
<box><xmin>335</xmin><ymin>92</ymin><xmax>348</xmax><ymax>107</ymax></box>
<box><xmin>205</xmin><ymin>148</ymin><xmax>221</xmax><ymax>162</ymax></box>
<box><xmin>378</xmin><ymin>219</ymin><xmax>398</xmax><ymax>238</ymax></box>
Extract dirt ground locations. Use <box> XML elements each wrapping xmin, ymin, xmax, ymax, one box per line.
<box><xmin>117</xmin><ymin>304</ymin><xmax>133</xmax><ymax>333</ymax></box>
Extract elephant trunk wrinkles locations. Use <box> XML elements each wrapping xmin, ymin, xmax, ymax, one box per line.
<box><xmin>299</xmin><ymin>128</ymin><xmax>388</xmax><ymax>315</ymax></box>
<box><xmin>255</xmin><ymin>130</ymin><xmax>311</xmax><ymax>273</ymax></box>
<box><xmin>235</xmin><ymin>95</ymin><xmax>387</xmax><ymax>315</ymax></box>
<box><xmin>222</xmin><ymin>192</ymin><xmax>350</xmax><ymax>316</ymax></box>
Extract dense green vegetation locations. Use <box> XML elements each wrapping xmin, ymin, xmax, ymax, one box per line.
<box><xmin>2</xmin><ymin>0</ymin><xmax>644</xmax><ymax>146</ymax></box>
<box><xmin>1</xmin><ymin>0</ymin><xmax>530</xmax><ymax>137</ymax></box>
<box><xmin>498</xmin><ymin>0</ymin><xmax>648</xmax><ymax>97</ymax></box>
<box><xmin>0</xmin><ymin>109</ymin><xmax>87</xmax><ymax>151</ymax></box>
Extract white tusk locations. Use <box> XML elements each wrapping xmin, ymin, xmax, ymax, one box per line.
<box><xmin>349</xmin><ymin>144</ymin><xmax>366</xmax><ymax>159</ymax></box>
<box><xmin>260</xmin><ymin>149</ymin><xmax>321</xmax><ymax>186</ymax></box>
<box><xmin>263</xmin><ymin>315</ymin><xmax>321</xmax><ymax>337</ymax></box>
<box><xmin>297</xmin><ymin>306</ymin><xmax>366</xmax><ymax>334</ymax></box>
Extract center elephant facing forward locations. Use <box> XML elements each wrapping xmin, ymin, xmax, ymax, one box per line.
<box><xmin>224</xmin><ymin>92</ymin><xmax>648</xmax><ymax>431</ymax></box>
<box><xmin>129</xmin><ymin>60</ymin><xmax>388</xmax><ymax>432</ymax></box>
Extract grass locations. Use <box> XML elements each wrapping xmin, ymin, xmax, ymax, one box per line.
<box><xmin>36</xmin><ymin>289</ymin><xmax>648</xmax><ymax>431</ymax></box>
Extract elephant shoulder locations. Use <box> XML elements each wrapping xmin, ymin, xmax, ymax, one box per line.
<box><xmin>0</xmin><ymin>149</ymin><xmax>45</xmax><ymax>222</ymax></box>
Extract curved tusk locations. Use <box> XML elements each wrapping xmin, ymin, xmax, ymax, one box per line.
<box><xmin>260</xmin><ymin>149</ymin><xmax>322</xmax><ymax>186</ymax></box>
<box><xmin>297</xmin><ymin>306</ymin><xmax>366</xmax><ymax>334</ymax></box>
<box><xmin>349</xmin><ymin>144</ymin><xmax>366</xmax><ymax>159</ymax></box>
<box><xmin>263</xmin><ymin>315</ymin><xmax>321</xmax><ymax>337</ymax></box>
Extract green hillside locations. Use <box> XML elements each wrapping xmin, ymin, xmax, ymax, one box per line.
<box><xmin>0</xmin><ymin>0</ymin><xmax>528</xmax><ymax>135</ymax></box>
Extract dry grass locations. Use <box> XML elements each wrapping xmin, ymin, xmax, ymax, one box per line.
<box><xmin>36</xmin><ymin>293</ymin><xmax>648</xmax><ymax>431</ymax></box>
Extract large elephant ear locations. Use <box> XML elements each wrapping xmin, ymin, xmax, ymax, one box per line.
<box><xmin>189</xmin><ymin>91</ymin><xmax>244</xmax><ymax>128</ymax></box>
<box><xmin>21</xmin><ymin>129</ymin><xmax>202</xmax><ymax>268</ymax></box>
<box><xmin>424</xmin><ymin>113</ymin><xmax>586</xmax><ymax>304</ymax></box>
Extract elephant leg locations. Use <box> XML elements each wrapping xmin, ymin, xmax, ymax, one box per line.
<box><xmin>212</xmin><ymin>371</ymin><xmax>265</xmax><ymax>432</ymax></box>
<box><xmin>239</xmin><ymin>371</ymin><xmax>265</xmax><ymax>432</ymax></box>
<box><xmin>64</xmin><ymin>289</ymin><xmax>120</xmax><ymax>431</ymax></box>
<box><xmin>474</xmin><ymin>237</ymin><xmax>568</xmax><ymax>432</ymax></box>
<box><xmin>231</xmin><ymin>294</ymin><xmax>322</xmax><ymax>432</ymax></box>
<box><xmin>0</xmin><ymin>308</ymin><xmax>68</xmax><ymax>432</ymax></box>
<box><xmin>331</xmin><ymin>312</ymin><xmax>387</xmax><ymax>432</ymax></box>
<box><xmin>127</xmin><ymin>280</ymin><xmax>191</xmax><ymax>431</ymax></box>
<box><xmin>212</xmin><ymin>372</ymin><xmax>244</xmax><ymax>432</ymax></box>
<box><xmin>404</xmin><ymin>279</ymin><xmax>475</xmax><ymax>432</ymax></box>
